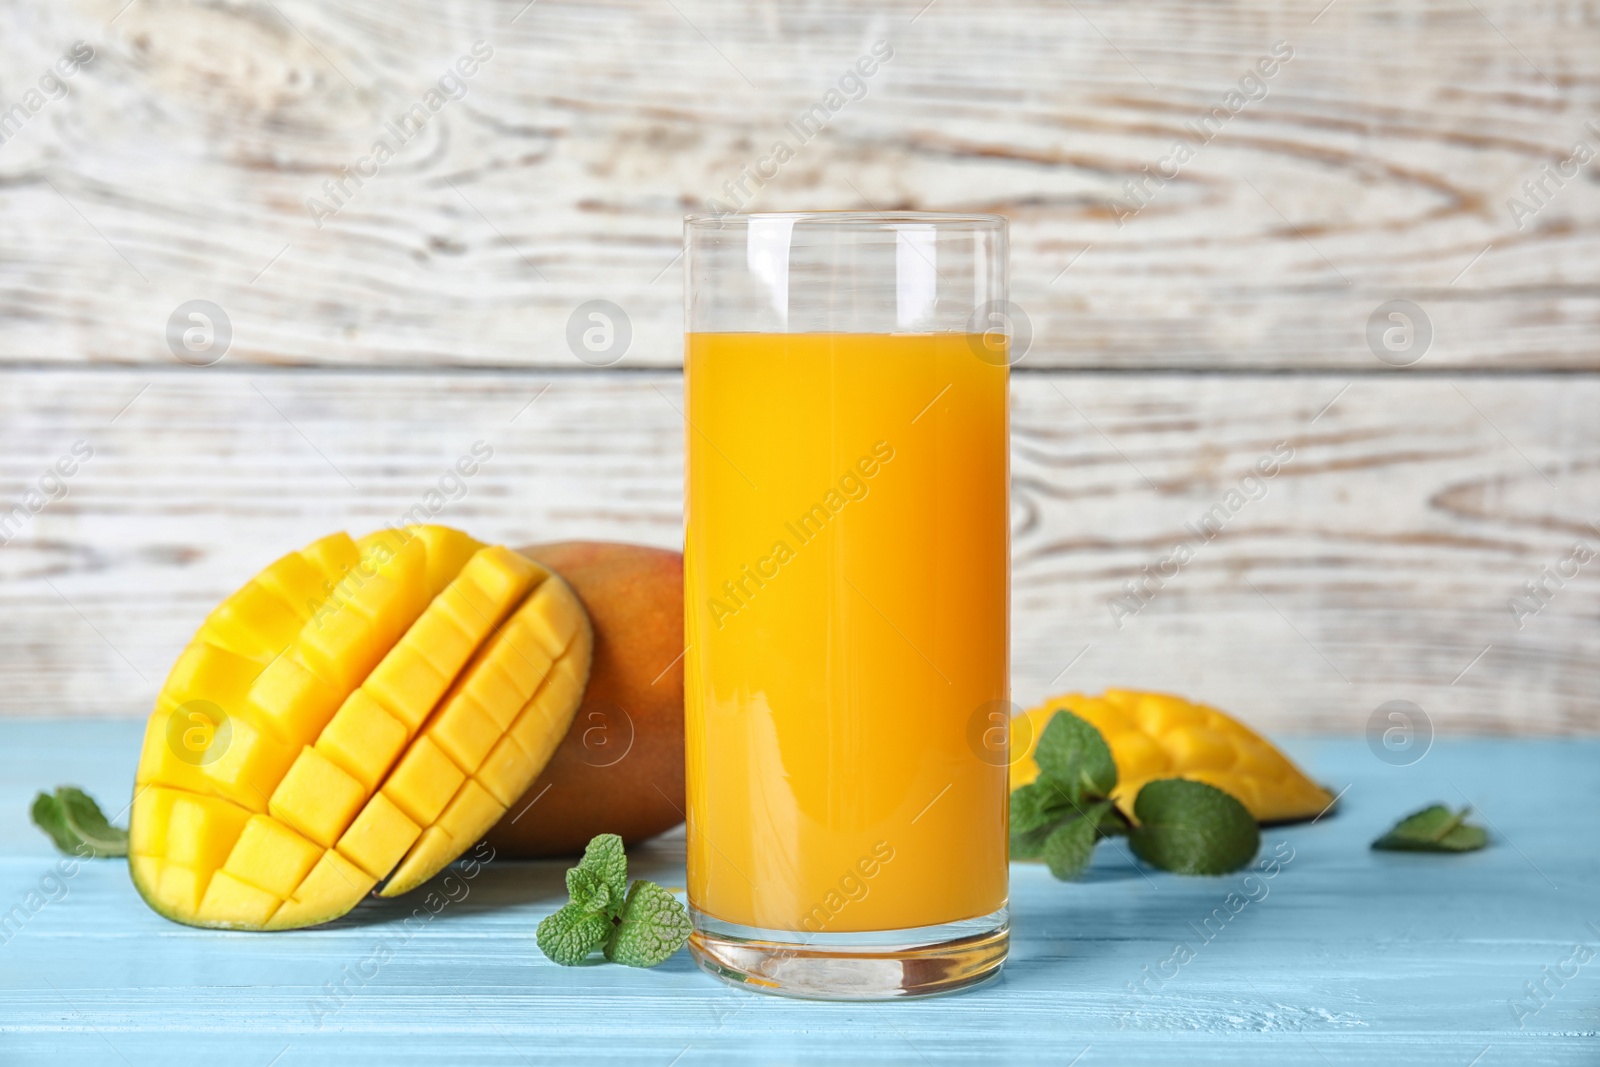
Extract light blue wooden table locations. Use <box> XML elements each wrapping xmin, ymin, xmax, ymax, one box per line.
<box><xmin>1</xmin><ymin>719</ymin><xmax>1593</xmax><ymax>1065</ymax></box>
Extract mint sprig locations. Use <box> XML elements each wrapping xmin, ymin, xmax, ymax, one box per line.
<box><xmin>1372</xmin><ymin>804</ymin><xmax>1487</xmax><ymax>852</ymax></box>
<box><xmin>536</xmin><ymin>833</ymin><xmax>691</xmax><ymax>968</ymax></box>
<box><xmin>31</xmin><ymin>786</ymin><xmax>127</xmax><ymax>858</ymax></box>
<box><xmin>1011</xmin><ymin>710</ymin><xmax>1259</xmax><ymax>878</ymax></box>
<box><xmin>1009</xmin><ymin>713</ymin><xmax>1131</xmax><ymax>877</ymax></box>
<box><xmin>1033</xmin><ymin>709</ymin><xmax>1118</xmax><ymax>799</ymax></box>
<box><xmin>1128</xmin><ymin>778</ymin><xmax>1259</xmax><ymax>874</ymax></box>
<box><xmin>606</xmin><ymin>881</ymin><xmax>693</xmax><ymax>966</ymax></box>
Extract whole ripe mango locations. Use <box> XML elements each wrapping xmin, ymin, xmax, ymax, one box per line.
<box><xmin>130</xmin><ymin>526</ymin><xmax>593</xmax><ymax>930</ymax></box>
<box><xmin>1011</xmin><ymin>689</ymin><xmax>1335</xmax><ymax>824</ymax></box>
<box><xmin>486</xmin><ymin>542</ymin><xmax>686</xmax><ymax>857</ymax></box>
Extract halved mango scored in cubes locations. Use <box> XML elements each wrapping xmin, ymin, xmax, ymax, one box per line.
<box><xmin>1009</xmin><ymin>689</ymin><xmax>1335</xmax><ymax>823</ymax></box>
<box><xmin>129</xmin><ymin>525</ymin><xmax>593</xmax><ymax>930</ymax></box>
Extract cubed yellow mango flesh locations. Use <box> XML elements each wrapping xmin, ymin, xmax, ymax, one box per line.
<box><xmin>263</xmin><ymin>851</ymin><xmax>376</xmax><ymax>931</ymax></box>
<box><xmin>163</xmin><ymin>791</ymin><xmax>252</xmax><ymax>871</ymax></box>
<box><xmin>251</xmin><ymin>550</ymin><xmax>331</xmax><ymax>622</ymax></box>
<box><xmin>222</xmin><ymin>815</ymin><xmax>322</xmax><ymax>899</ymax></box>
<box><xmin>157</xmin><ymin>862</ymin><xmax>209</xmax><ymax>916</ymax></box>
<box><xmin>197</xmin><ymin>869</ymin><xmax>280</xmax><ymax>928</ymax></box>
<box><xmin>336</xmin><ymin>793</ymin><xmax>421</xmax><ymax>881</ymax></box>
<box><xmin>270</xmin><ymin>747</ymin><xmax>368</xmax><ymax>848</ymax></box>
<box><xmin>1010</xmin><ymin>689</ymin><xmax>1335</xmax><ymax>824</ymax></box>
<box><xmin>158</xmin><ymin>640</ymin><xmax>261</xmax><ymax>718</ymax></box>
<box><xmin>200</xmin><ymin>577</ymin><xmax>306</xmax><ymax>665</ymax></box>
<box><xmin>298</xmin><ymin>532</ymin><xmax>361</xmax><ymax>584</ymax></box>
<box><xmin>243</xmin><ymin>650</ymin><xmax>344</xmax><ymax>743</ymax></box>
<box><xmin>379</xmin><ymin>575</ymin><xmax>591</xmax><ymax>897</ymax></box>
<box><xmin>129</xmin><ymin>528</ymin><xmax>591</xmax><ymax>931</ymax></box>
<box><xmin>381</xmin><ymin>736</ymin><xmax>464</xmax><ymax>828</ymax></box>
<box><xmin>315</xmin><ymin>689</ymin><xmax>408</xmax><ymax>792</ymax></box>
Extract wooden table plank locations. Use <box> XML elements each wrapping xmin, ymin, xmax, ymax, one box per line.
<box><xmin>3</xmin><ymin>366</ymin><xmax>1597</xmax><ymax>732</ymax></box>
<box><xmin>0</xmin><ymin>719</ymin><xmax>1593</xmax><ymax>1064</ymax></box>
<box><xmin>1</xmin><ymin>0</ymin><xmax>1597</xmax><ymax>369</ymax></box>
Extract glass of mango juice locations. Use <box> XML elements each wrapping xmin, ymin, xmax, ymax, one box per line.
<box><xmin>682</xmin><ymin>212</ymin><xmax>1012</xmax><ymax>998</ymax></box>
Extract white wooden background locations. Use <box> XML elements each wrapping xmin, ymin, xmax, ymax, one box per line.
<box><xmin>1</xmin><ymin>0</ymin><xmax>1598</xmax><ymax>734</ymax></box>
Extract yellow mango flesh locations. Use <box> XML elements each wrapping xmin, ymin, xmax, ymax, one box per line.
<box><xmin>380</xmin><ymin>577</ymin><xmax>593</xmax><ymax>897</ymax></box>
<box><xmin>1010</xmin><ymin>689</ymin><xmax>1334</xmax><ymax>824</ymax></box>
<box><xmin>129</xmin><ymin>525</ymin><xmax>592</xmax><ymax>930</ymax></box>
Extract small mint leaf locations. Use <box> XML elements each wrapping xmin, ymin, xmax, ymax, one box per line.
<box><xmin>577</xmin><ymin>833</ymin><xmax>628</xmax><ymax>909</ymax></box>
<box><xmin>537</xmin><ymin>902</ymin><xmax>614</xmax><ymax>966</ymax></box>
<box><xmin>30</xmin><ymin>792</ymin><xmax>78</xmax><ymax>855</ymax></box>
<box><xmin>1129</xmin><ymin>778</ymin><xmax>1259</xmax><ymax>875</ymax></box>
<box><xmin>566</xmin><ymin>866</ymin><xmax>612</xmax><ymax>914</ymax></box>
<box><xmin>1032</xmin><ymin>711</ymin><xmax>1117</xmax><ymax>800</ymax></box>
<box><xmin>605</xmin><ymin>881</ymin><xmax>691</xmax><ymax>968</ymax></box>
<box><xmin>1094</xmin><ymin>804</ymin><xmax>1131</xmax><ymax>838</ymax></box>
<box><xmin>1040</xmin><ymin>801</ymin><xmax>1113</xmax><ymax>880</ymax></box>
<box><xmin>1011</xmin><ymin>817</ymin><xmax>1063</xmax><ymax>861</ymax></box>
<box><xmin>1372</xmin><ymin>805</ymin><xmax>1487</xmax><ymax>852</ymax></box>
<box><xmin>1010</xmin><ymin>779</ymin><xmax>1076</xmax><ymax>835</ymax></box>
<box><xmin>56</xmin><ymin>788</ymin><xmax>127</xmax><ymax>858</ymax></box>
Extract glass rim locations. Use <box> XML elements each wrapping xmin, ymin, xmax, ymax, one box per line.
<box><xmin>683</xmin><ymin>210</ymin><xmax>1005</xmax><ymax>228</ymax></box>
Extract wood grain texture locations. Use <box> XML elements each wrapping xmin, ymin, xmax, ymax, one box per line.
<box><xmin>1</xmin><ymin>0</ymin><xmax>1598</xmax><ymax>369</ymax></box>
<box><xmin>1</xmin><ymin>721</ymin><xmax>1594</xmax><ymax>1064</ymax></box>
<box><xmin>2</xmin><ymin>366</ymin><xmax>1596</xmax><ymax>732</ymax></box>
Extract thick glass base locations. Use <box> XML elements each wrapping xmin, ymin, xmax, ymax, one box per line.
<box><xmin>688</xmin><ymin>906</ymin><xmax>1008</xmax><ymax>1000</ymax></box>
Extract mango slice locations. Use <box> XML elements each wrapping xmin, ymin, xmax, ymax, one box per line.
<box><xmin>1010</xmin><ymin>689</ymin><xmax>1334</xmax><ymax>824</ymax></box>
<box><xmin>130</xmin><ymin>525</ymin><xmax>593</xmax><ymax>930</ymax></box>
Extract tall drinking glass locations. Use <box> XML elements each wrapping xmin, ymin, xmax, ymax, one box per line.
<box><xmin>683</xmin><ymin>212</ymin><xmax>1011</xmax><ymax>998</ymax></box>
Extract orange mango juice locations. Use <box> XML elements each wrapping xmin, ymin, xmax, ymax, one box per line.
<box><xmin>684</xmin><ymin>332</ymin><xmax>1009</xmax><ymax>933</ymax></box>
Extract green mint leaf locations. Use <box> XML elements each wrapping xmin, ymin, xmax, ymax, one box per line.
<box><xmin>1129</xmin><ymin>778</ymin><xmax>1259</xmax><ymax>875</ymax></box>
<box><xmin>566</xmin><ymin>866</ymin><xmax>612</xmax><ymax>914</ymax></box>
<box><xmin>540</xmin><ymin>834</ymin><xmax>691</xmax><ymax>968</ymax></box>
<box><xmin>537</xmin><ymin>902</ymin><xmax>614</xmax><ymax>966</ymax></box>
<box><xmin>1032</xmin><ymin>711</ymin><xmax>1117</xmax><ymax>801</ymax></box>
<box><xmin>1095</xmin><ymin>804</ymin><xmax>1131</xmax><ymax>838</ymax></box>
<box><xmin>1010</xmin><ymin>779</ymin><xmax>1077</xmax><ymax>835</ymax></box>
<box><xmin>1372</xmin><ymin>805</ymin><xmax>1487</xmax><ymax>852</ymax></box>
<box><xmin>578</xmin><ymin>833</ymin><xmax>628</xmax><ymax>908</ymax></box>
<box><xmin>1011</xmin><ymin>817</ymin><xmax>1063</xmax><ymax>861</ymax></box>
<box><xmin>30</xmin><ymin>791</ymin><xmax>79</xmax><ymax>855</ymax></box>
<box><xmin>31</xmin><ymin>787</ymin><xmax>123</xmax><ymax>858</ymax></box>
<box><xmin>1011</xmin><ymin>778</ymin><xmax>1130</xmax><ymax>862</ymax></box>
<box><xmin>56</xmin><ymin>788</ymin><xmax>128</xmax><ymax>858</ymax></box>
<box><xmin>605</xmin><ymin>880</ymin><xmax>692</xmax><ymax>968</ymax></box>
<box><xmin>1040</xmin><ymin>801</ymin><xmax>1115</xmax><ymax>880</ymax></box>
